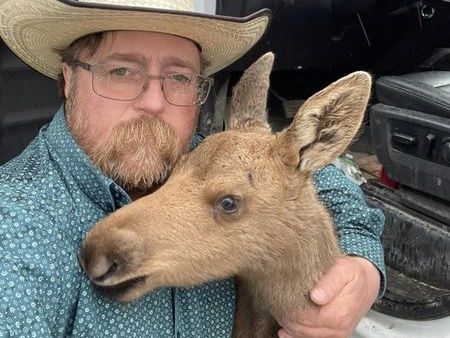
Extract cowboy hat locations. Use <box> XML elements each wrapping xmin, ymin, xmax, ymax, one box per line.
<box><xmin>0</xmin><ymin>0</ymin><xmax>270</xmax><ymax>79</ymax></box>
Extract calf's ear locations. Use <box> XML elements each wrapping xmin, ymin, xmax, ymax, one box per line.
<box><xmin>274</xmin><ymin>71</ymin><xmax>372</xmax><ymax>173</ymax></box>
<box><xmin>226</xmin><ymin>52</ymin><xmax>274</xmax><ymax>131</ymax></box>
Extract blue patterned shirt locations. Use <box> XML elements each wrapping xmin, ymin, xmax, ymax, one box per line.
<box><xmin>0</xmin><ymin>106</ymin><xmax>385</xmax><ymax>337</ymax></box>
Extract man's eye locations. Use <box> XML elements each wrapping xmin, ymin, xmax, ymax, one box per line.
<box><xmin>110</xmin><ymin>67</ymin><xmax>130</xmax><ymax>77</ymax></box>
<box><xmin>171</xmin><ymin>73</ymin><xmax>191</xmax><ymax>83</ymax></box>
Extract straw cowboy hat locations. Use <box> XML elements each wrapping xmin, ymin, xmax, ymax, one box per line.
<box><xmin>0</xmin><ymin>0</ymin><xmax>271</xmax><ymax>78</ymax></box>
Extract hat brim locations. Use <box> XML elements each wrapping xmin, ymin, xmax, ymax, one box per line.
<box><xmin>0</xmin><ymin>0</ymin><xmax>270</xmax><ymax>78</ymax></box>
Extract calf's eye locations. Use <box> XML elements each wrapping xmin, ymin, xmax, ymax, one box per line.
<box><xmin>219</xmin><ymin>196</ymin><xmax>239</xmax><ymax>214</ymax></box>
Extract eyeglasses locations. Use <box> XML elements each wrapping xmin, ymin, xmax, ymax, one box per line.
<box><xmin>73</xmin><ymin>61</ymin><xmax>213</xmax><ymax>107</ymax></box>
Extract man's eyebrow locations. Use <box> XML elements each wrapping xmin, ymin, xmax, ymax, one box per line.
<box><xmin>100</xmin><ymin>53</ymin><xmax>198</xmax><ymax>72</ymax></box>
<box><xmin>101</xmin><ymin>53</ymin><xmax>148</xmax><ymax>65</ymax></box>
<box><xmin>163</xmin><ymin>56</ymin><xmax>198</xmax><ymax>72</ymax></box>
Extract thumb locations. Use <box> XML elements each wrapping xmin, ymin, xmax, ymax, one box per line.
<box><xmin>310</xmin><ymin>258</ymin><xmax>353</xmax><ymax>305</ymax></box>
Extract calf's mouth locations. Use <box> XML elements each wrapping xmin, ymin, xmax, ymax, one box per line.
<box><xmin>93</xmin><ymin>275</ymin><xmax>148</xmax><ymax>301</ymax></box>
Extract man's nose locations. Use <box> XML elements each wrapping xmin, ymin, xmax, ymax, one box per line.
<box><xmin>133</xmin><ymin>78</ymin><xmax>166</xmax><ymax>115</ymax></box>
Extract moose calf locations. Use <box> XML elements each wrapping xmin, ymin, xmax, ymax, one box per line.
<box><xmin>79</xmin><ymin>52</ymin><xmax>372</xmax><ymax>338</ymax></box>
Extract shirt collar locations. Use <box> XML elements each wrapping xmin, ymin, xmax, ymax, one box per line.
<box><xmin>44</xmin><ymin>105</ymin><xmax>130</xmax><ymax>212</ymax></box>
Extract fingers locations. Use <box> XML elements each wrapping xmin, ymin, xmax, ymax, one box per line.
<box><xmin>278</xmin><ymin>305</ymin><xmax>354</xmax><ymax>338</ymax></box>
<box><xmin>280</xmin><ymin>298</ymin><xmax>353</xmax><ymax>332</ymax></box>
<box><xmin>277</xmin><ymin>256</ymin><xmax>381</xmax><ymax>338</ymax></box>
<box><xmin>309</xmin><ymin>257</ymin><xmax>355</xmax><ymax>306</ymax></box>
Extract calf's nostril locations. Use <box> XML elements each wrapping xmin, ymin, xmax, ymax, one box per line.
<box><xmin>94</xmin><ymin>260</ymin><xmax>119</xmax><ymax>283</ymax></box>
<box><xmin>84</xmin><ymin>254</ymin><xmax>119</xmax><ymax>283</ymax></box>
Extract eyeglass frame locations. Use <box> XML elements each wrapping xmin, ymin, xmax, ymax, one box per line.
<box><xmin>72</xmin><ymin>60</ymin><xmax>214</xmax><ymax>107</ymax></box>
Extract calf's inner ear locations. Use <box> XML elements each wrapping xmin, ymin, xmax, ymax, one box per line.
<box><xmin>274</xmin><ymin>71</ymin><xmax>372</xmax><ymax>173</ymax></box>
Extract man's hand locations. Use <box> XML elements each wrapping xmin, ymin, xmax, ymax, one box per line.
<box><xmin>278</xmin><ymin>256</ymin><xmax>381</xmax><ymax>338</ymax></box>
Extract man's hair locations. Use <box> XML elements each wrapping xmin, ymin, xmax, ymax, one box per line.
<box><xmin>56</xmin><ymin>32</ymin><xmax>108</xmax><ymax>103</ymax></box>
<box><xmin>56</xmin><ymin>31</ymin><xmax>206</xmax><ymax>103</ymax></box>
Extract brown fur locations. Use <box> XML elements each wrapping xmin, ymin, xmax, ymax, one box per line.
<box><xmin>79</xmin><ymin>52</ymin><xmax>372</xmax><ymax>338</ymax></box>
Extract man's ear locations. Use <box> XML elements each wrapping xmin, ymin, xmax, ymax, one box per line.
<box><xmin>62</xmin><ymin>63</ymin><xmax>74</xmax><ymax>99</ymax></box>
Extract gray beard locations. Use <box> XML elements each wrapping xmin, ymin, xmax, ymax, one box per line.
<box><xmin>65</xmin><ymin>98</ymin><xmax>186</xmax><ymax>193</ymax></box>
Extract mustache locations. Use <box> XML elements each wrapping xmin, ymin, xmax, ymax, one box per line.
<box><xmin>89</xmin><ymin>115</ymin><xmax>182</xmax><ymax>191</ymax></box>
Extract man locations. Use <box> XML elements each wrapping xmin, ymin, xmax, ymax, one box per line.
<box><xmin>0</xmin><ymin>0</ymin><xmax>385</xmax><ymax>337</ymax></box>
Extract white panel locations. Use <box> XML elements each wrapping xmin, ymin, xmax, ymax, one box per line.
<box><xmin>193</xmin><ymin>0</ymin><xmax>216</xmax><ymax>14</ymax></box>
<box><xmin>353</xmin><ymin>311</ymin><xmax>450</xmax><ymax>338</ymax></box>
